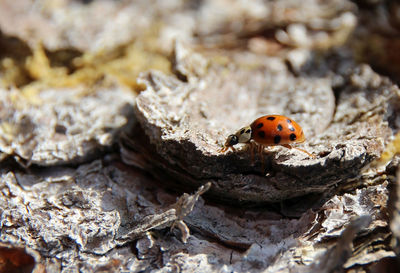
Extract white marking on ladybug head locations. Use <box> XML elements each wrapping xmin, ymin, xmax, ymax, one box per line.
<box><xmin>235</xmin><ymin>126</ymin><xmax>252</xmax><ymax>143</ymax></box>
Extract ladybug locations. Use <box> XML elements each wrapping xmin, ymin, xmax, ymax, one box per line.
<box><xmin>220</xmin><ymin>115</ymin><xmax>314</xmax><ymax>157</ymax></box>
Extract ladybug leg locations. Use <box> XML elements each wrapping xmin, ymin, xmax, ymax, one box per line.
<box><xmin>249</xmin><ymin>142</ymin><xmax>255</xmax><ymax>163</ymax></box>
<box><xmin>282</xmin><ymin>144</ymin><xmax>315</xmax><ymax>158</ymax></box>
<box><xmin>219</xmin><ymin>145</ymin><xmax>235</xmax><ymax>153</ymax></box>
<box><xmin>251</xmin><ymin>143</ymin><xmax>254</xmax><ymax>163</ymax></box>
<box><xmin>258</xmin><ymin>144</ymin><xmax>265</xmax><ymax>169</ymax></box>
<box><xmin>282</xmin><ymin>144</ymin><xmax>291</xmax><ymax>150</ymax></box>
<box><xmin>258</xmin><ymin>144</ymin><xmax>263</xmax><ymax>158</ymax></box>
<box><xmin>295</xmin><ymin>147</ymin><xmax>315</xmax><ymax>158</ymax></box>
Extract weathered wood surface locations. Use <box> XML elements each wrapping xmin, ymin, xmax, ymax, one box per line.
<box><xmin>129</xmin><ymin>46</ymin><xmax>394</xmax><ymax>205</ymax></box>
<box><xmin>0</xmin><ymin>0</ymin><xmax>399</xmax><ymax>272</ymax></box>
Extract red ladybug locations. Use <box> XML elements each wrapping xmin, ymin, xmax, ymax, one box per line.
<box><xmin>220</xmin><ymin>115</ymin><xmax>314</xmax><ymax>157</ymax></box>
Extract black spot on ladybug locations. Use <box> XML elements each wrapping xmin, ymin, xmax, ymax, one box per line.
<box><xmin>258</xmin><ymin>131</ymin><xmax>266</xmax><ymax>138</ymax></box>
<box><xmin>240</xmin><ymin>129</ymin><xmax>245</xmax><ymax>134</ymax></box>
<box><xmin>277</xmin><ymin>124</ymin><xmax>283</xmax><ymax>131</ymax></box>
<box><xmin>287</xmin><ymin>119</ymin><xmax>292</xmax><ymax>123</ymax></box>
<box><xmin>267</xmin><ymin>117</ymin><xmax>275</xmax><ymax>121</ymax></box>
<box><xmin>290</xmin><ymin>133</ymin><xmax>296</xmax><ymax>141</ymax></box>
<box><xmin>274</xmin><ymin>135</ymin><xmax>281</xmax><ymax>144</ymax></box>
<box><xmin>256</xmin><ymin>123</ymin><xmax>264</xmax><ymax>129</ymax></box>
<box><xmin>288</xmin><ymin>124</ymin><xmax>295</xmax><ymax>131</ymax></box>
<box><xmin>246</xmin><ymin>129</ymin><xmax>251</xmax><ymax>133</ymax></box>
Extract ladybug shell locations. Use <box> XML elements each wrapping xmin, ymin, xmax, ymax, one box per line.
<box><xmin>250</xmin><ymin>115</ymin><xmax>305</xmax><ymax>145</ymax></box>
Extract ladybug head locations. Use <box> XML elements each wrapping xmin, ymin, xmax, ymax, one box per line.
<box><xmin>220</xmin><ymin>126</ymin><xmax>252</xmax><ymax>153</ymax></box>
<box><xmin>225</xmin><ymin>134</ymin><xmax>239</xmax><ymax>147</ymax></box>
<box><xmin>224</xmin><ymin>126</ymin><xmax>252</xmax><ymax>147</ymax></box>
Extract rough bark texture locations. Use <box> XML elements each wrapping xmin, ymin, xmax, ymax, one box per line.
<box><xmin>129</xmin><ymin>46</ymin><xmax>395</xmax><ymax>205</ymax></box>
<box><xmin>0</xmin><ymin>0</ymin><xmax>399</xmax><ymax>272</ymax></box>
<box><xmin>0</xmin><ymin>88</ymin><xmax>135</xmax><ymax>166</ymax></box>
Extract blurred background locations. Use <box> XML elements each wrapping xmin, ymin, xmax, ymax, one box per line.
<box><xmin>1</xmin><ymin>0</ymin><xmax>399</xmax><ymax>92</ymax></box>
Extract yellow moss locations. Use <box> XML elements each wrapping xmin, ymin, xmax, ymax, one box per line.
<box><xmin>208</xmin><ymin>55</ymin><xmax>229</xmax><ymax>65</ymax></box>
<box><xmin>372</xmin><ymin>131</ymin><xmax>400</xmax><ymax>168</ymax></box>
<box><xmin>0</xmin><ymin>122</ymin><xmax>15</xmax><ymax>143</ymax></box>
<box><xmin>2</xmin><ymin>22</ymin><xmax>171</xmax><ymax>93</ymax></box>
<box><xmin>19</xmin><ymin>86</ymin><xmax>43</xmax><ymax>105</ymax></box>
<box><xmin>25</xmin><ymin>44</ymin><xmax>66</xmax><ymax>81</ymax></box>
<box><xmin>0</xmin><ymin>58</ymin><xmax>29</xmax><ymax>87</ymax></box>
<box><xmin>22</xmin><ymin>41</ymin><xmax>170</xmax><ymax>94</ymax></box>
<box><xmin>315</xmin><ymin>19</ymin><xmax>356</xmax><ymax>50</ymax></box>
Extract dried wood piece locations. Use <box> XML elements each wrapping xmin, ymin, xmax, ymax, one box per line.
<box><xmin>178</xmin><ymin>182</ymin><xmax>392</xmax><ymax>271</ymax></box>
<box><xmin>0</xmin><ymin>160</ymin><xmax>209</xmax><ymax>271</ymax></box>
<box><xmin>310</xmin><ymin>215</ymin><xmax>372</xmax><ymax>273</ymax></box>
<box><xmin>117</xmin><ymin>182</ymin><xmax>211</xmax><ymax>244</ymax></box>
<box><xmin>0</xmin><ymin>0</ymin><xmax>165</xmax><ymax>52</ymax></box>
<box><xmin>0</xmin><ymin>87</ymin><xmax>135</xmax><ymax>166</ymax></box>
<box><xmin>0</xmin><ymin>151</ymin><xmax>392</xmax><ymax>271</ymax></box>
<box><xmin>389</xmin><ymin>168</ymin><xmax>400</xmax><ymax>259</ymax></box>
<box><xmin>126</xmin><ymin>44</ymin><xmax>396</xmax><ymax>204</ymax></box>
<box><xmin>0</xmin><ymin>0</ymin><xmax>356</xmax><ymax>52</ymax></box>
